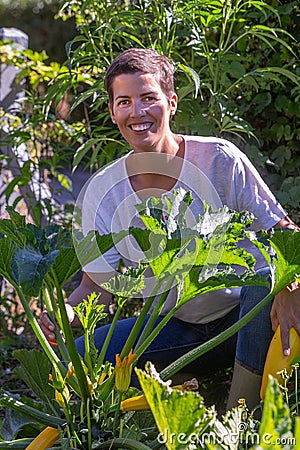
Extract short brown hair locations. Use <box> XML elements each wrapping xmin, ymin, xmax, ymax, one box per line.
<box><xmin>104</xmin><ymin>48</ymin><xmax>175</xmax><ymax>103</ymax></box>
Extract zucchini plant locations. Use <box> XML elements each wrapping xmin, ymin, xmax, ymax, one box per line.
<box><xmin>0</xmin><ymin>190</ymin><xmax>299</xmax><ymax>448</ymax></box>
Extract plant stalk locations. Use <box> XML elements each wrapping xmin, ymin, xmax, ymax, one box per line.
<box><xmin>50</xmin><ymin>268</ymin><xmax>91</xmax><ymax>404</ymax></box>
<box><xmin>120</xmin><ymin>282</ymin><xmax>161</xmax><ymax>359</ymax></box>
<box><xmin>42</xmin><ymin>285</ymin><xmax>71</xmax><ymax>363</ymax></box>
<box><xmin>134</xmin><ymin>277</ymin><xmax>174</xmax><ymax>352</ymax></box>
<box><xmin>96</xmin><ymin>304</ymin><xmax>123</xmax><ymax>370</ymax></box>
<box><xmin>160</xmin><ymin>291</ymin><xmax>274</xmax><ymax>380</ymax></box>
<box><xmin>0</xmin><ymin>390</ymin><xmax>65</xmax><ymax>428</ymax></box>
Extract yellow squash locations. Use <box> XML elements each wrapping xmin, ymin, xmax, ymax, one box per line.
<box><xmin>121</xmin><ymin>378</ymin><xmax>199</xmax><ymax>412</ymax></box>
<box><xmin>260</xmin><ymin>326</ymin><xmax>300</xmax><ymax>400</ymax></box>
<box><xmin>26</xmin><ymin>426</ymin><xmax>60</xmax><ymax>450</ymax></box>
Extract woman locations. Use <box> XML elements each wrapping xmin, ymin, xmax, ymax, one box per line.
<box><xmin>40</xmin><ymin>48</ymin><xmax>300</xmax><ymax>410</ymax></box>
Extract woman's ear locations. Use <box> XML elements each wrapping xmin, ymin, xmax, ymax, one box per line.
<box><xmin>108</xmin><ymin>103</ymin><xmax>116</xmax><ymax>124</ymax></box>
<box><xmin>169</xmin><ymin>93</ymin><xmax>178</xmax><ymax>116</ymax></box>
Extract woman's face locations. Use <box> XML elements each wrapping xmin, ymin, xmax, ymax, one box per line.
<box><xmin>109</xmin><ymin>72</ymin><xmax>177</xmax><ymax>153</ymax></box>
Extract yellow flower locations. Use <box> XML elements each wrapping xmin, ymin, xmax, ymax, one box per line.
<box><xmin>115</xmin><ymin>349</ymin><xmax>137</xmax><ymax>393</ymax></box>
<box><xmin>98</xmin><ymin>372</ymin><xmax>107</xmax><ymax>385</ymax></box>
<box><xmin>66</xmin><ymin>363</ymin><xmax>75</xmax><ymax>378</ymax></box>
<box><xmin>55</xmin><ymin>386</ymin><xmax>71</xmax><ymax>409</ymax></box>
<box><xmin>50</xmin><ymin>366</ymin><xmax>65</xmax><ymax>392</ymax></box>
<box><xmin>86</xmin><ymin>375</ymin><xmax>94</xmax><ymax>395</ymax></box>
<box><xmin>55</xmin><ymin>391</ymin><xmax>65</xmax><ymax>409</ymax></box>
<box><xmin>121</xmin><ymin>394</ymin><xmax>149</xmax><ymax>412</ymax></box>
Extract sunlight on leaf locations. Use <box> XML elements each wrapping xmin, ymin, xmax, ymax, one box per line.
<box><xmin>101</xmin><ymin>264</ymin><xmax>146</xmax><ymax>306</ymax></box>
<box><xmin>269</xmin><ymin>230</ymin><xmax>300</xmax><ymax>295</ymax></box>
<box><xmin>136</xmin><ymin>363</ymin><xmax>215</xmax><ymax>450</ymax></box>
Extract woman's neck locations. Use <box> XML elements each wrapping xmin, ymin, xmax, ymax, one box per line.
<box><xmin>126</xmin><ymin>136</ymin><xmax>185</xmax><ymax>198</ymax></box>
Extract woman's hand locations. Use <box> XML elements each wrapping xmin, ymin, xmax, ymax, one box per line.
<box><xmin>39</xmin><ymin>304</ymin><xmax>75</xmax><ymax>345</ymax></box>
<box><xmin>271</xmin><ymin>217</ymin><xmax>300</xmax><ymax>354</ymax></box>
<box><xmin>270</xmin><ymin>282</ymin><xmax>300</xmax><ymax>355</ymax></box>
<box><xmin>39</xmin><ymin>272</ymin><xmax>113</xmax><ymax>345</ymax></box>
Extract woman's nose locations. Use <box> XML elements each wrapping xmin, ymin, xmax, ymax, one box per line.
<box><xmin>130</xmin><ymin>100</ymin><xmax>146</xmax><ymax>117</ymax></box>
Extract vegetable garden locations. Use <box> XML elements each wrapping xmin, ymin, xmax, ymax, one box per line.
<box><xmin>0</xmin><ymin>1</ymin><xmax>300</xmax><ymax>448</ymax></box>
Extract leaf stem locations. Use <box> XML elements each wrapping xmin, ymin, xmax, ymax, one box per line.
<box><xmin>134</xmin><ymin>277</ymin><xmax>174</xmax><ymax>355</ymax></box>
<box><xmin>50</xmin><ymin>268</ymin><xmax>91</xmax><ymax>405</ymax></box>
<box><xmin>96</xmin><ymin>304</ymin><xmax>123</xmax><ymax>369</ymax></box>
<box><xmin>42</xmin><ymin>285</ymin><xmax>70</xmax><ymax>363</ymax></box>
<box><xmin>12</xmin><ymin>284</ymin><xmax>61</xmax><ymax>366</ymax></box>
<box><xmin>0</xmin><ymin>390</ymin><xmax>65</xmax><ymax>427</ymax></box>
<box><xmin>113</xmin><ymin>393</ymin><xmax>123</xmax><ymax>437</ymax></box>
<box><xmin>160</xmin><ymin>291</ymin><xmax>274</xmax><ymax>380</ymax></box>
<box><xmin>120</xmin><ymin>282</ymin><xmax>161</xmax><ymax>359</ymax></box>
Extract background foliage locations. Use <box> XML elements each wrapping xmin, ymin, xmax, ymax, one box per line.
<box><xmin>0</xmin><ymin>0</ymin><xmax>299</xmax><ymax>221</ymax></box>
<box><xmin>0</xmin><ymin>0</ymin><xmax>76</xmax><ymax>62</ymax></box>
<box><xmin>0</xmin><ymin>2</ymin><xmax>300</xmax><ymax>446</ymax></box>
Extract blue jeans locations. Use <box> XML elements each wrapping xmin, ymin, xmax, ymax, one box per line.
<box><xmin>75</xmin><ymin>267</ymin><xmax>272</xmax><ymax>379</ymax></box>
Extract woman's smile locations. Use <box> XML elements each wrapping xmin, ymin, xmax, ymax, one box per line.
<box><xmin>129</xmin><ymin>122</ymin><xmax>153</xmax><ymax>132</ymax></box>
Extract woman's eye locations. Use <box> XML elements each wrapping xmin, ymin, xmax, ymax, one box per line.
<box><xmin>117</xmin><ymin>99</ymin><xmax>130</xmax><ymax>106</ymax></box>
<box><xmin>144</xmin><ymin>96</ymin><xmax>155</xmax><ymax>102</ymax></box>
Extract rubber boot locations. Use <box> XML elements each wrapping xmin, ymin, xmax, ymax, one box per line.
<box><xmin>226</xmin><ymin>360</ymin><xmax>262</xmax><ymax>411</ymax></box>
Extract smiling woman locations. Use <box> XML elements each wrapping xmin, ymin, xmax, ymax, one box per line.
<box><xmin>40</xmin><ymin>48</ymin><xmax>300</xmax><ymax>413</ymax></box>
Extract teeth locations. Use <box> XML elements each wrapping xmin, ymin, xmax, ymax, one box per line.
<box><xmin>131</xmin><ymin>123</ymin><xmax>151</xmax><ymax>131</ymax></box>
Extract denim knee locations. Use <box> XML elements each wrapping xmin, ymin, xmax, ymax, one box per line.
<box><xmin>236</xmin><ymin>267</ymin><xmax>273</xmax><ymax>373</ymax></box>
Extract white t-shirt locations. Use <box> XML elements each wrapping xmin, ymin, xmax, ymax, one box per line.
<box><xmin>78</xmin><ymin>135</ymin><xmax>287</xmax><ymax>323</ymax></box>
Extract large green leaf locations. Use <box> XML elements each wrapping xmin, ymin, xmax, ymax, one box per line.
<box><xmin>158</xmin><ymin>237</ymin><xmax>255</xmax><ymax>285</ymax></box>
<box><xmin>247</xmin><ymin>230</ymin><xmax>272</xmax><ymax>267</ymax></box>
<box><xmin>14</xmin><ymin>248</ymin><xmax>59</xmax><ymax>297</ymax></box>
<box><xmin>13</xmin><ymin>349</ymin><xmax>56</xmax><ymax>407</ymax></box>
<box><xmin>101</xmin><ymin>265</ymin><xmax>146</xmax><ymax>303</ymax></box>
<box><xmin>0</xmin><ymin>219</ymin><xmax>26</xmax><ymax>248</ymax></box>
<box><xmin>129</xmin><ymin>227</ymin><xmax>168</xmax><ymax>267</ymax></box>
<box><xmin>135</xmin><ymin>196</ymin><xmax>165</xmax><ymax>232</ymax></box>
<box><xmin>130</xmin><ymin>225</ymin><xmax>255</xmax><ymax>284</ymax></box>
<box><xmin>133</xmin><ymin>194</ymin><xmax>257</xmax><ymax>284</ymax></box>
<box><xmin>51</xmin><ymin>247</ymin><xmax>81</xmax><ymax>287</ymax></box>
<box><xmin>213</xmin><ymin>407</ymin><xmax>248</xmax><ymax>450</ymax></box>
<box><xmin>136</xmin><ymin>363</ymin><xmax>215</xmax><ymax>450</ymax></box>
<box><xmin>179</xmin><ymin>267</ymin><xmax>269</xmax><ymax>305</ymax></box>
<box><xmin>157</xmin><ymin>239</ymin><xmax>198</xmax><ymax>281</ymax></box>
<box><xmin>0</xmin><ymin>212</ymin><xmax>80</xmax><ymax>293</ymax></box>
<box><xmin>0</xmin><ymin>237</ymin><xmax>16</xmax><ymax>282</ymax></box>
<box><xmin>269</xmin><ymin>230</ymin><xmax>300</xmax><ymax>295</ymax></box>
<box><xmin>19</xmin><ymin>223</ymin><xmax>61</xmax><ymax>255</ymax></box>
<box><xmin>6</xmin><ymin>206</ymin><xmax>26</xmax><ymax>229</ymax></box>
<box><xmin>136</xmin><ymin>188</ymin><xmax>194</xmax><ymax>240</ymax></box>
<box><xmin>0</xmin><ymin>389</ymin><xmax>65</xmax><ymax>428</ymax></box>
<box><xmin>0</xmin><ymin>407</ymin><xmax>36</xmax><ymax>441</ymax></box>
<box><xmin>73</xmin><ymin>229</ymin><xmax>128</xmax><ymax>268</ymax></box>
